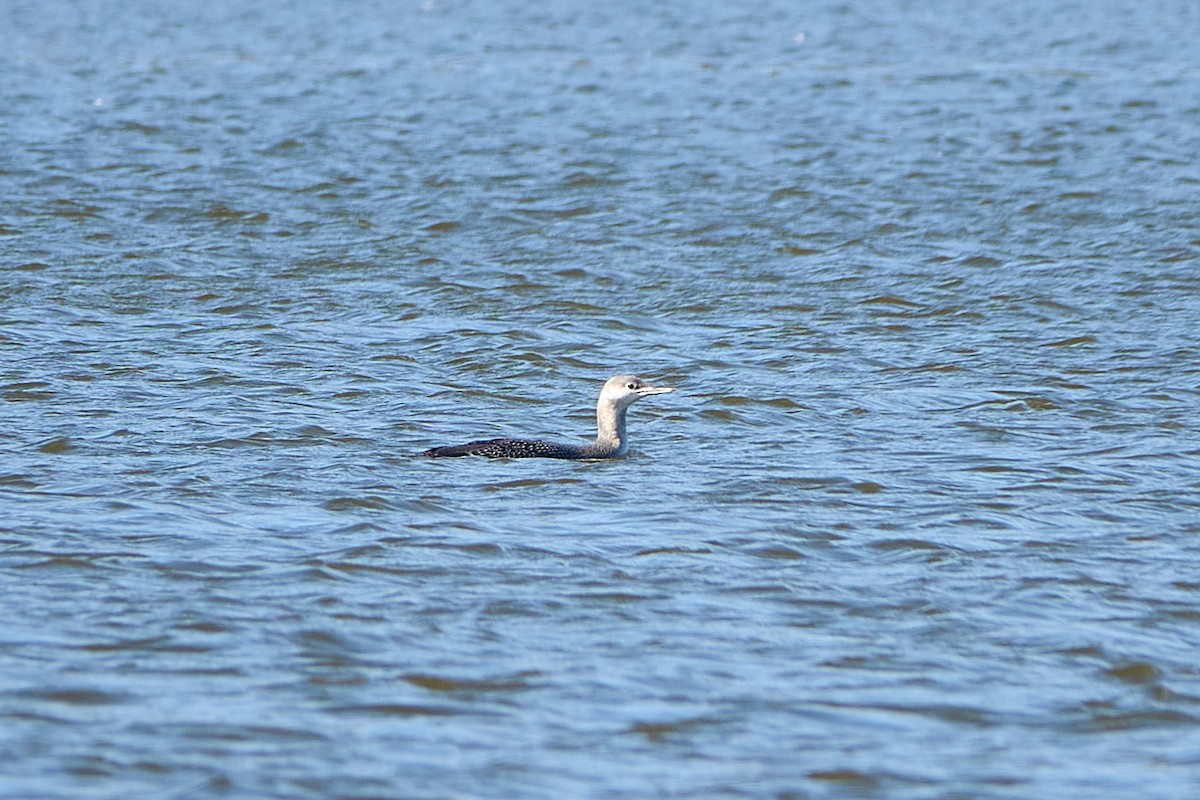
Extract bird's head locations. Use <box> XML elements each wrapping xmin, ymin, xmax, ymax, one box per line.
<box><xmin>601</xmin><ymin>375</ymin><xmax>676</xmax><ymax>409</ymax></box>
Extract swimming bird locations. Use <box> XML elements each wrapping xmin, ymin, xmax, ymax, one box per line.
<box><xmin>422</xmin><ymin>375</ymin><xmax>675</xmax><ymax>459</ymax></box>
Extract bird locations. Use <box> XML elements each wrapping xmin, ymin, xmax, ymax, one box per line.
<box><xmin>422</xmin><ymin>375</ymin><xmax>675</xmax><ymax>459</ymax></box>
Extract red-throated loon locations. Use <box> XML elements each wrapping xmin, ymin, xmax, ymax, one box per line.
<box><xmin>422</xmin><ymin>375</ymin><xmax>675</xmax><ymax>459</ymax></box>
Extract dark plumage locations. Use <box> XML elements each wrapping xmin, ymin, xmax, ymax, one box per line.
<box><xmin>423</xmin><ymin>438</ymin><xmax>585</xmax><ymax>459</ymax></box>
<box><xmin>422</xmin><ymin>375</ymin><xmax>675</xmax><ymax>460</ymax></box>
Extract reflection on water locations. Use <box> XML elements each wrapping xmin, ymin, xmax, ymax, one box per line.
<box><xmin>2</xmin><ymin>0</ymin><xmax>1199</xmax><ymax>797</ymax></box>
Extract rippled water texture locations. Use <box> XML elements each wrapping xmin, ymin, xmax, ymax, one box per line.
<box><xmin>3</xmin><ymin>1</ymin><xmax>1200</xmax><ymax>797</ymax></box>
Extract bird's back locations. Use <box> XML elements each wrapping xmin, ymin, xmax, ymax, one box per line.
<box><xmin>422</xmin><ymin>437</ymin><xmax>587</xmax><ymax>459</ymax></box>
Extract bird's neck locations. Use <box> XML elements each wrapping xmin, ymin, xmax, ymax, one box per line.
<box><xmin>593</xmin><ymin>399</ymin><xmax>629</xmax><ymax>457</ymax></box>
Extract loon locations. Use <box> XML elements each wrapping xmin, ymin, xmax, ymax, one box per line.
<box><xmin>422</xmin><ymin>375</ymin><xmax>675</xmax><ymax>459</ymax></box>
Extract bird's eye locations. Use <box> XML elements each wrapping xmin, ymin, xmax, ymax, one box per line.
<box><xmin>626</xmin><ymin>382</ymin><xmax>637</xmax><ymax>390</ymax></box>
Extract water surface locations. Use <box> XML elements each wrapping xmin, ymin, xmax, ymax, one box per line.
<box><xmin>2</xmin><ymin>1</ymin><xmax>1199</xmax><ymax>797</ymax></box>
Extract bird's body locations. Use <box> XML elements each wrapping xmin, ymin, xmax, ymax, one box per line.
<box><xmin>422</xmin><ymin>375</ymin><xmax>675</xmax><ymax>460</ymax></box>
<box><xmin>420</xmin><ymin>437</ymin><xmax>591</xmax><ymax>459</ymax></box>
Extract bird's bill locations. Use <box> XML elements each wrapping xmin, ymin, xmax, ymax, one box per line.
<box><xmin>636</xmin><ymin>384</ymin><xmax>676</xmax><ymax>396</ymax></box>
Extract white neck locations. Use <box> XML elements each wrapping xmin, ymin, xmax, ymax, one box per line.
<box><xmin>593</xmin><ymin>397</ymin><xmax>629</xmax><ymax>457</ymax></box>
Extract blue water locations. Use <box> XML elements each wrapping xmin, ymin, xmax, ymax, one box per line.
<box><xmin>2</xmin><ymin>1</ymin><xmax>1199</xmax><ymax>797</ymax></box>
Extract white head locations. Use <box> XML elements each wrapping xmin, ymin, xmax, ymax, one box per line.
<box><xmin>599</xmin><ymin>374</ymin><xmax>676</xmax><ymax>409</ymax></box>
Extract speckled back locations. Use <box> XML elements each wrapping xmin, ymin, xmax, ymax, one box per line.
<box><xmin>422</xmin><ymin>438</ymin><xmax>587</xmax><ymax>459</ymax></box>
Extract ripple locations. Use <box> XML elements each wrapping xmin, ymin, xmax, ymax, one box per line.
<box><xmin>403</xmin><ymin>672</ymin><xmax>537</xmax><ymax>693</ymax></box>
<box><xmin>15</xmin><ymin>688</ymin><xmax>130</xmax><ymax>706</ymax></box>
<box><xmin>326</xmin><ymin>703</ymin><xmax>460</xmax><ymax>717</ymax></box>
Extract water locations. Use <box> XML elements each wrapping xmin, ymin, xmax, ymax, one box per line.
<box><xmin>3</xmin><ymin>0</ymin><xmax>1199</xmax><ymax>797</ymax></box>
